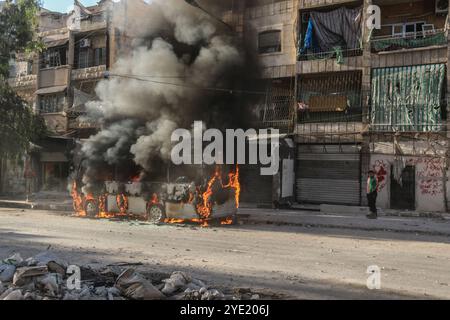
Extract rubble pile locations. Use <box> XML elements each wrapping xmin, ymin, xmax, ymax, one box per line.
<box><xmin>0</xmin><ymin>252</ymin><xmax>234</xmax><ymax>300</ymax></box>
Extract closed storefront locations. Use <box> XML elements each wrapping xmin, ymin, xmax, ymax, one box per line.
<box><xmin>296</xmin><ymin>145</ymin><xmax>361</xmax><ymax>205</ymax></box>
<box><xmin>240</xmin><ymin>164</ymin><xmax>273</xmax><ymax>206</ymax></box>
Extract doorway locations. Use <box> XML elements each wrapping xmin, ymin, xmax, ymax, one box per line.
<box><xmin>390</xmin><ymin>165</ymin><xmax>415</xmax><ymax>210</ymax></box>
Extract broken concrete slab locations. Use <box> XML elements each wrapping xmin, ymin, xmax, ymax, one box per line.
<box><xmin>161</xmin><ymin>271</ymin><xmax>191</xmax><ymax>295</ymax></box>
<box><xmin>115</xmin><ymin>268</ymin><xmax>165</xmax><ymax>300</ymax></box>
<box><xmin>13</xmin><ymin>266</ymin><xmax>48</xmax><ymax>286</ymax></box>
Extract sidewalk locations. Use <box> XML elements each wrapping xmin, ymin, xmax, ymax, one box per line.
<box><xmin>1</xmin><ymin>196</ymin><xmax>450</xmax><ymax>236</ymax></box>
<box><xmin>0</xmin><ymin>191</ymin><xmax>73</xmax><ymax>212</ymax></box>
<box><xmin>238</xmin><ymin>208</ymin><xmax>450</xmax><ymax>237</ymax></box>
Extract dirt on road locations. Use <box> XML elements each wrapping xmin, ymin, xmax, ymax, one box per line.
<box><xmin>1</xmin><ymin>208</ymin><xmax>449</xmax><ymax>299</ymax></box>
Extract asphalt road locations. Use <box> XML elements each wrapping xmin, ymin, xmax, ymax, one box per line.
<box><xmin>1</xmin><ymin>207</ymin><xmax>449</xmax><ymax>299</ymax></box>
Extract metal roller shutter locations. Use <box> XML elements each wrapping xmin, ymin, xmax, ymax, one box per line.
<box><xmin>296</xmin><ymin>145</ymin><xmax>361</xmax><ymax>205</ymax></box>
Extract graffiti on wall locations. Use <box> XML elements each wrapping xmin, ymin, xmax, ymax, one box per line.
<box><xmin>416</xmin><ymin>158</ymin><xmax>444</xmax><ymax>196</ymax></box>
<box><xmin>372</xmin><ymin>157</ymin><xmax>445</xmax><ymax>196</ymax></box>
<box><xmin>372</xmin><ymin>160</ymin><xmax>388</xmax><ymax>191</ymax></box>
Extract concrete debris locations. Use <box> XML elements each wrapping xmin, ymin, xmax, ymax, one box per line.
<box><xmin>2</xmin><ymin>253</ymin><xmax>24</xmax><ymax>266</ymax></box>
<box><xmin>115</xmin><ymin>268</ymin><xmax>166</xmax><ymax>300</ymax></box>
<box><xmin>2</xmin><ymin>289</ymin><xmax>24</xmax><ymax>300</ymax></box>
<box><xmin>0</xmin><ymin>264</ymin><xmax>16</xmax><ymax>282</ymax></box>
<box><xmin>161</xmin><ymin>271</ymin><xmax>191</xmax><ymax>295</ymax></box>
<box><xmin>183</xmin><ymin>287</ymin><xmax>225</xmax><ymax>300</ymax></box>
<box><xmin>0</xmin><ymin>252</ymin><xmax>245</xmax><ymax>300</ymax></box>
<box><xmin>0</xmin><ymin>282</ymin><xmax>6</xmax><ymax>295</ymax></box>
<box><xmin>13</xmin><ymin>266</ymin><xmax>49</xmax><ymax>286</ymax></box>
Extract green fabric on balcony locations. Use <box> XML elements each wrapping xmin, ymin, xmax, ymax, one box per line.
<box><xmin>370</xmin><ymin>64</ymin><xmax>445</xmax><ymax>132</ymax></box>
<box><xmin>306</xmin><ymin>46</ymin><xmax>344</xmax><ymax>64</ymax></box>
<box><xmin>372</xmin><ymin>32</ymin><xmax>447</xmax><ymax>52</ymax></box>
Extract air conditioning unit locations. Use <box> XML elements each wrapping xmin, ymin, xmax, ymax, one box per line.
<box><xmin>79</xmin><ymin>39</ymin><xmax>91</xmax><ymax>48</ymax></box>
<box><xmin>436</xmin><ymin>0</ymin><xmax>448</xmax><ymax>15</ymax></box>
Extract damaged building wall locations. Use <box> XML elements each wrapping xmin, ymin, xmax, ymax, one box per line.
<box><xmin>369</xmin><ymin>139</ymin><xmax>448</xmax><ymax>212</ymax></box>
<box><xmin>370</xmin><ymin>153</ymin><xmax>447</xmax><ymax>213</ymax></box>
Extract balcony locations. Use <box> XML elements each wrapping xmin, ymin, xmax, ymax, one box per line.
<box><xmin>38</xmin><ymin>66</ymin><xmax>70</xmax><ymax>89</ymax></box>
<box><xmin>371</xmin><ymin>30</ymin><xmax>447</xmax><ymax>53</ymax></box>
<box><xmin>297</xmin><ymin>48</ymin><xmax>364</xmax><ymax>74</ymax></box>
<box><xmin>297</xmin><ymin>3</ymin><xmax>364</xmax><ymax>72</ymax></box>
<box><xmin>369</xmin><ymin>64</ymin><xmax>446</xmax><ymax>133</ymax></box>
<box><xmin>79</xmin><ymin>19</ymin><xmax>107</xmax><ymax>33</ymax></box>
<box><xmin>41</xmin><ymin>113</ymin><xmax>68</xmax><ymax>134</ymax></box>
<box><xmin>8</xmin><ymin>74</ymin><xmax>37</xmax><ymax>89</ymax></box>
<box><xmin>296</xmin><ymin>122</ymin><xmax>364</xmax><ymax>144</ymax></box>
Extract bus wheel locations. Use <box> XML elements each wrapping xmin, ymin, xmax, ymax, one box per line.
<box><xmin>85</xmin><ymin>200</ymin><xmax>99</xmax><ymax>218</ymax></box>
<box><xmin>146</xmin><ymin>204</ymin><xmax>166</xmax><ymax>224</ymax></box>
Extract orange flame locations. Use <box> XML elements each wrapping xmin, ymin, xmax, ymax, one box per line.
<box><xmin>224</xmin><ymin>166</ymin><xmax>240</xmax><ymax>208</ymax></box>
<box><xmin>221</xmin><ymin>217</ymin><xmax>234</xmax><ymax>225</ymax></box>
<box><xmin>196</xmin><ymin>166</ymin><xmax>221</xmax><ymax>219</ymax></box>
<box><xmin>71</xmin><ymin>181</ymin><xmax>86</xmax><ymax>217</ymax></box>
<box><xmin>116</xmin><ymin>194</ymin><xmax>129</xmax><ymax>214</ymax></box>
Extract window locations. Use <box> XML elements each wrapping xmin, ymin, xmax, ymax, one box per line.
<box><xmin>258</xmin><ymin>30</ymin><xmax>281</xmax><ymax>54</ymax></box>
<box><xmin>392</xmin><ymin>24</ymin><xmax>404</xmax><ymax>38</ymax></box>
<box><xmin>41</xmin><ymin>47</ymin><xmax>67</xmax><ymax>69</ymax></box>
<box><xmin>39</xmin><ymin>94</ymin><xmax>65</xmax><ymax>113</ymax></box>
<box><xmin>78</xmin><ymin>48</ymin><xmax>91</xmax><ymax>69</ymax></box>
<box><xmin>75</xmin><ymin>46</ymin><xmax>107</xmax><ymax>69</ymax></box>
<box><xmin>390</xmin><ymin>21</ymin><xmax>426</xmax><ymax>38</ymax></box>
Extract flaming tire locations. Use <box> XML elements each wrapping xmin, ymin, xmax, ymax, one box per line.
<box><xmin>146</xmin><ymin>204</ymin><xmax>165</xmax><ymax>224</ymax></box>
<box><xmin>85</xmin><ymin>200</ymin><xmax>99</xmax><ymax>218</ymax></box>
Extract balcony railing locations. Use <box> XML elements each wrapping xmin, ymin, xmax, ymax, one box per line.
<box><xmin>371</xmin><ymin>29</ymin><xmax>447</xmax><ymax>53</ymax></box>
<box><xmin>298</xmin><ymin>108</ymin><xmax>363</xmax><ymax>124</ymax></box>
<box><xmin>296</xmin><ymin>121</ymin><xmax>364</xmax><ymax>144</ymax></box>
<box><xmin>71</xmin><ymin>65</ymin><xmax>107</xmax><ymax>81</ymax></box>
<box><xmin>297</xmin><ymin>47</ymin><xmax>363</xmax><ymax>62</ymax></box>
<box><xmin>369</xmin><ymin>123</ymin><xmax>445</xmax><ymax>133</ymax></box>
<box><xmin>7</xmin><ymin>74</ymin><xmax>37</xmax><ymax>88</ymax></box>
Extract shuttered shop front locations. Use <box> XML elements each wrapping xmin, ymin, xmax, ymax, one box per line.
<box><xmin>240</xmin><ymin>164</ymin><xmax>273</xmax><ymax>206</ymax></box>
<box><xmin>296</xmin><ymin>145</ymin><xmax>361</xmax><ymax>205</ymax></box>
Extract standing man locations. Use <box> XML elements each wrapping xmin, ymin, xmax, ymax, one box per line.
<box><xmin>366</xmin><ymin>170</ymin><xmax>378</xmax><ymax>219</ymax></box>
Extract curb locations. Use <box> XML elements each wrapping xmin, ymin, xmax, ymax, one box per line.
<box><xmin>237</xmin><ymin>215</ymin><xmax>450</xmax><ymax>237</ymax></box>
<box><xmin>0</xmin><ymin>201</ymin><xmax>73</xmax><ymax>212</ymax></box>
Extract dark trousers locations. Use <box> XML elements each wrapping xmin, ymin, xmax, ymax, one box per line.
<box><xmin>367</xmin><ymin>192</ymin><xmax>378</xmax><ymax>214</ymax></box>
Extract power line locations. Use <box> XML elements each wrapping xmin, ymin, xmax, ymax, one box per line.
<box><xmin>108</xmin><ymin>72</ymin><xmax>267</xmax><ymax>95</ymax></box>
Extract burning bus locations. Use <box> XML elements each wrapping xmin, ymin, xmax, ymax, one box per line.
<box><xmin>71</xmin><ymin>165</ymin><xmax>240</xmax><ymax>226</ymax></box>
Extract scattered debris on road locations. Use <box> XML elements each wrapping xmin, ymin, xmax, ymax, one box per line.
<box><xmin>0</xmin><ymin>251</ymin><xmax>255</xmax><ymax>300</ymax></box>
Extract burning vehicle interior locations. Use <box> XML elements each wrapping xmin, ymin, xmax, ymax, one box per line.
<box><xmin>71</xmin><ymin>163</ymin><xmax>240</xmax><ymax>227</ymax></box>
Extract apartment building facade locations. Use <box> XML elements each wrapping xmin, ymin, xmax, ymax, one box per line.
<box><xmin>6</xmin><ymin>0</ymin><xmax>149</xmax><ymax>194</ymax></box>
<box><xmin>7</xmin><ymin>0</ymin><xmax>450</xmax><ymax>212</ymax></box>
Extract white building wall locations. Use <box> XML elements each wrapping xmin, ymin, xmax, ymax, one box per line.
<box><xmin>369</xmin><ymin>154</ymin><xmax>447</xmax><ymax>213</ymax></box>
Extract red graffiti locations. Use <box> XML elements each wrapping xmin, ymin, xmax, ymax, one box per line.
<box><xmin>416</xmin><ymin>158</ymin><xmax>444</xmax><ymax>196</ymax></box>
<box><xmin>372</xmin><ymin>160</ymin><xmax>387</xmax><ymax>191</ymax></box>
